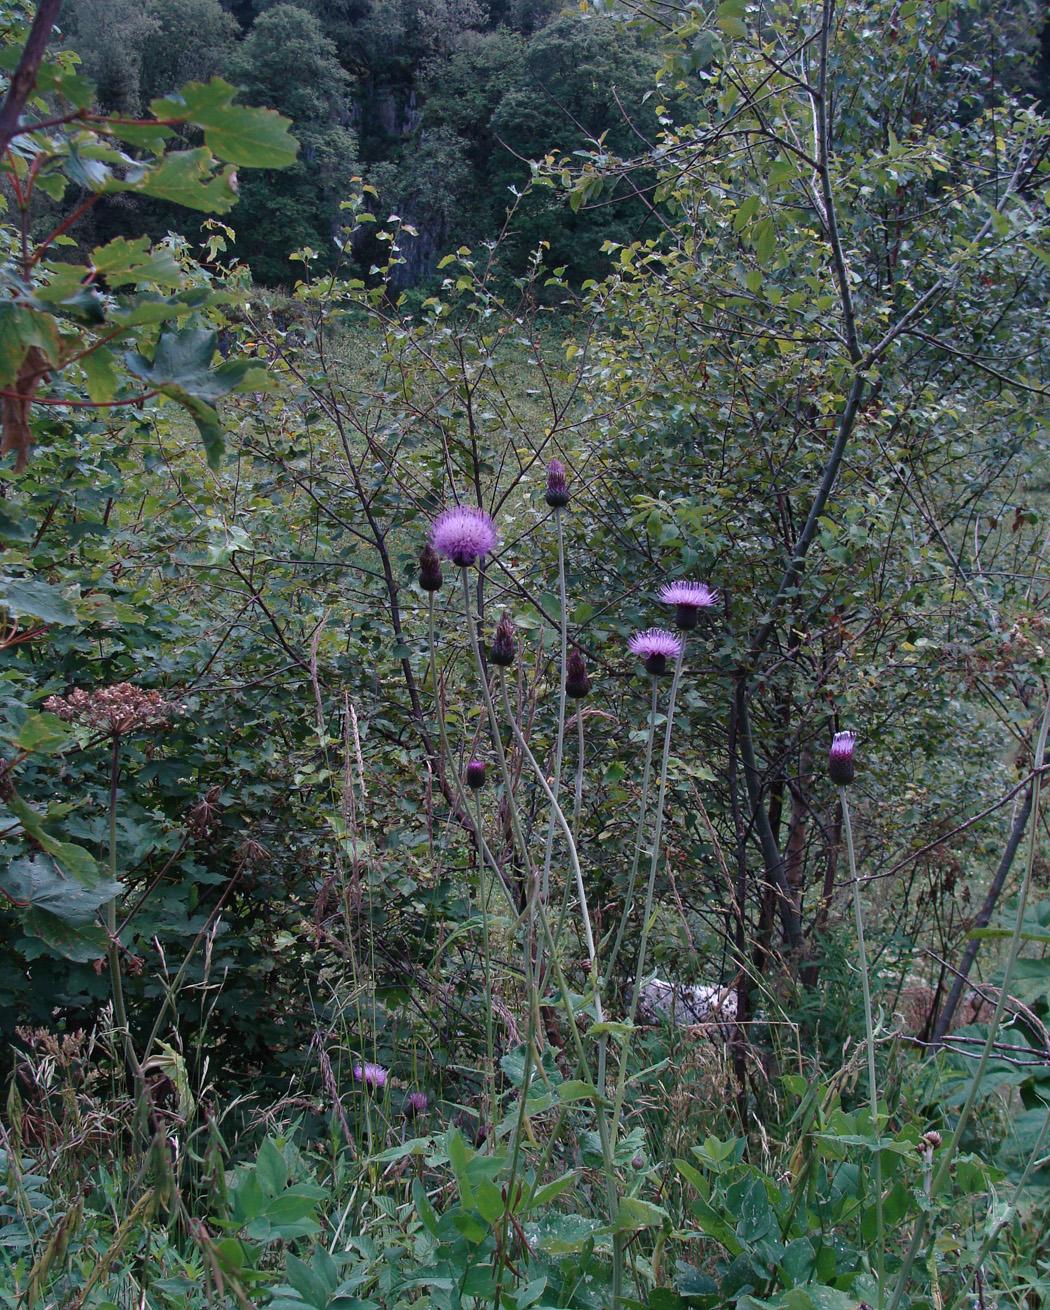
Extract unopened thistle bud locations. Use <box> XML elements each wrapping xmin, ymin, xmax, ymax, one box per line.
<box><xmin>490</xmin><ymin>613</ymin><xmax>517</xmax><ymax>667</ymax></box>
<box><xmin>545</xmin><ymin>458</ymin><xmax>570</xmax><ymax>508</ymax></box>
<box><xmin>466</xmin><ymin>759</ymin><xmax>487</xmax><ymax>790</ymax></box>
<box><xmin>565</xmin><ymin>647</ymin><xmax>591</xmax><ymax>699</ymax></box>
<box><xmin>418</xmin><ymin>543</ymin><xmax>443</xmax><ymax>592</ymax></box>
<box><xmin>829</xmin><ymin>731</ymin><xmax>857</xmax><ymax>785</ymax></box>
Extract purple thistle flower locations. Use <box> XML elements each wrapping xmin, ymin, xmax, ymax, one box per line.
<box><xmin>659</xmin><ymin>580</ymin><xmax>719</xmax><ymax>630</ymax></box>
<box><xmin>404</xmin><ymin>1090</ymin><xmax>429</xmax><ymax>1117</ymax></box>
<box><xmin>430</xmin><ymin>505</ymin><xmax>498</xmax><ymax>569</ymax></box>
<box><xmin>829</xmin><ymin>731</ymin><xmax>857</xmax><ymax>786</ymax></box>
<box><xmin>545</xmin><ymin>458</ymin><xmax>570</xmax><ymax>508</ymax></box>
<box><xmin>565</xmin><ymin>647</ymin><xmax>591</xmax><ymax>699</ymax></box>
<box><xmin>466</xmin><ymin>759</ymin><xmax>487</xmax><ymax>790</ymax></box>
<box><xmin>418</xmin><ymin>543</ymin><xmax>443</xmax><ymax>592</ymax></box>
<box><xmin>490</xmin><ymin>612</ymin><xmax>517</xmax><ymax>667</ymax></box>
<box><xmin>353</xmin><ymin>1061</ymin><xmax>388</xmax><ymax>1092</ymax></box>
<box><xmin>628</xmin><ymin>628</ymin><xmax>683</xmax><ymax>677</ymax></box>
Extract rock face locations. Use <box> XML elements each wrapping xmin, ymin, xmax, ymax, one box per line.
<box><xmin>638</xmin><ymin>976</ymin><xmax>738</xmax><ymax>1033</ymax></box>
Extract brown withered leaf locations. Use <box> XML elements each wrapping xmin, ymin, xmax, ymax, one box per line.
<box><xmin>2</xmin><ymin>345</ymin><xmax>50</xmax><ymax>473</ymax></box>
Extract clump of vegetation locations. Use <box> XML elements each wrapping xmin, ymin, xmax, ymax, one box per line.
<box><xmin>1</xmin><ymin>0</ymin><xmax>1050</xmax><ymax>1307</ymax></box>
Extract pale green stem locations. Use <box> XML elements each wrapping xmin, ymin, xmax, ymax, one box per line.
<box><xmin>887</xmin><ymin>695</ymin><xmax>1050</xmax><ymax>1310</ymax></box>
<box><xmin>457</xmin><ymin>569</ymin><xmax>618</xmax><ymax>1283</ymax></box>
<box><xmin>599</xmin><ymin>678</ymin><xmax>659</xmax><ymax>1112</ymax></box>
<box><xmin>476</xmin><ymin>791</ymin><xmax>497</xmax><ymax>1138</ymax></box>
<box><xmin>605</xmin><ymin>679</ymin><xmax>660</xmax><ymax>981</ymax></box>
<box><xmin>841</xmin><ymin>786</ymin><xmax>884</xmax><ymax>1303</ymax></box>
<box><xmin>610</xmin><ymin>643</ymin><xmax>686</xmax><ymax>1305</ymax></box>
<box><xmin>540</xmin><ymin>510</ymin><xmax>569</xmax><ymax>908</ymax></box>
<box><xmin>497</xmin><ymin>673</ymin><xmax>601</xmax><ymax>1021</ymax></box>
<box><xmin>105</xmin><ymin>735</ymin><xmax>144</xmax><ymax>1125</ymax></box>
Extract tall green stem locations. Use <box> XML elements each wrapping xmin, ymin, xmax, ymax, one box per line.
<box><xmin>458</xmin><ymin>569</ymin><xmax>619</xmax><ymax>1294</ymax></box>
<box><xmin>606</xmin><ymin>679</ymin><xmax>660</xmax><ymax>982</ymax></box>
<box><xmin>476</xmin><ymin>791</ymin><xmax>496</xmax><ymax>1135</ymax></box>
<box><xmin>105</xmin><ymin>736</ymin><xmax>145</xmax><ymax>1123</ymax></box>
<box><xmin>540</xmin><ymin>510</ymin><xmax>569</xmax><ymax>908</ymax></box>
<box><xmin>610</xmin><ymin>641</ymin><xmax>686</xmax><ymax>1306</ymax></box>
<box><xmin>887</xmin><ymin>695</ymin><xmax>1050</xmax><ymax>1310</ymax></box>
<box><xmin>840</xmin><ymin>787</ymin><xmax>884</xmax><ymax>1302</ymax></box>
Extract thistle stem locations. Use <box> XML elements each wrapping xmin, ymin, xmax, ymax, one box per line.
<box><xmin>605</xmin><ymin>678</ymin><xmax>660</xmax><ymax>982</ymax></box>
<box><xmin>840</xmin><ymin>786</ymin><xmax>884</xmax><ymax>1302</ymax></box>
<box><xmin>540</xmin><ymin>510</ymin><xmax>569</xmax><ymax>909</ymax></box>
<box><xmin>105</xmin><ymin>735</ymin><xmax>145</xmax><ymax>1130</ymax></box>
<box><xmin>610</xmin><ymin>642</ymin><xmax>686</xmax><ymax>1307</ymax></box>
<box><xmin>476</xmin><ymin>791</ymin><xmax>496</xmax><ymax>1137</ymax></box>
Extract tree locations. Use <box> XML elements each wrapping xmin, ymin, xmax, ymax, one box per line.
<box><xmin>140</xmin><ymin>0</ymin><xmax>240</xmax><ymax>105</ymax></box>
<box><xmin>228</xmin><ymin>3</ymin><xmax>358</xmax><ymax>279</ymax></box>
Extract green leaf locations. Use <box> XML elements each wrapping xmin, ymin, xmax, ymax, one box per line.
<box><xmin>256</xmin><ymin>1138</ymin><xmax>289</xmax><ymax>1196</ymax></box>
<box><xmin>11</xmin><ymin>712</ymin><xmax>71</xmax><ymax>754</ymax></box>
<box><xmin>151</xmin><ymin>79</ymin><xmax>297</xmax><ymax>168</ymax></box>
<box><xmin>612</xmin><ymin>1196</ymin><xmax>669</xmax><ymax>1233</ymax></box>
<box><xmin>122</xmin><ymin>150</ymin><xmax>240</xmax><ymax>214</ymax></box>
<box><xmin>91</xmin><ymin>236</ymin><xmax>184</xmax><ymax>289</ymax></box>
<box><xmin>283</xmin><ymin>1254</ymin><xmax>331</xmax><ymax>1310</ymax></box>
<box><xmin>1</xmin><ymin>854</ymin><xmax>120</xmax><ymax>923</ymax></box>
<box><xmin>0</xmin><ymin>577</ymin><xmax>77</xmax><ymax>625</ymax></box>
<box><xmin>21</xmin><ymin>910</ymin><xmax>108</xmax><ymax>962</ymax></box>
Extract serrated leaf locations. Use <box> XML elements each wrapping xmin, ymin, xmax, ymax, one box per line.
<box><xmin>151</xmin><ymin>79</ymin><xmax>297</xmax><ymax>168</ymax></box>
<box><xmin>121</xmin><ymin>150</ymin><xmax>240</xmax><ymax>214</ymax></box>
<box><xmin>2</xmin><ymin>854</ymin><xmax>121</xmax><ymax>923</ymax></box>
<box><xmin>0</xmin><ymin>577</ymin><xmax>77</xmax><ymax>625</ymax></box>
<box><xmin>12</xmin><ymin>711</ymin><xmax>71</xmax><ymax>754</ymax></box>
<box><xmin>21</xmin><ymin>910</ymin><xmax>108</xmax><ymax>962</ymax></box>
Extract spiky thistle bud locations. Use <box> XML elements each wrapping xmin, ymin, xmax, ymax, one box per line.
<box><xmin>565</xmin><ymin>647</ymin><xmax>591</xmax><ymax>699</ymax></box>
<box><xmin>490</xmin><ymin>613</ymin><xmax>517</xmax><ymax>667</ymax></box>
<box><xmin>418</xmin><ymin>543</ymin><xmax>443</xmax><ymax>592</ymax></box>
<box><xmin>466</xmin><ymin>759</ymin><xmax>487</xmax><ymax>790</ymax></box>
<box><xmin>828</xmin><ymin>731</ymin><xmax>856</xmax><ymax>785</ymax></box>
<box><xmin>545</xmin><ymin>458</ymin><xmax>570</xmax><ymax>508</ymax></box>
<box><xmin>404</xmin><ymin>1090</ymin><xmax>429</xmax><ymax>1118</ymax></box>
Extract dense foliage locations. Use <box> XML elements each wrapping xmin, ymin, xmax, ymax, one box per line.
<box><xmin>2</xmin><ymin>0</ymin><xmax>1050</xmax><ymax>1308</ymax></box>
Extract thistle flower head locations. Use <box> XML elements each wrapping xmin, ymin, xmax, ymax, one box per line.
<box><xmin>466</xmin><ymin>758</ymin><xmax>487</xmax><ymax>790</ymax></box>
<box><xmin>418</xmin><ymin>543</ymin><xmax>443</xmax><ymax>592</ymax></box>
<box><xmin>430</xmin><ymin>505</ymin><xmax>498</xmax><ymax>568</ymax></box>
<box><xmin>353</xmin><ymin>1061</ymin><xmax>388</xmax><ymax>1092</ymax></box>
<box><xmin>545</xmin><ymin>458</ymin><xmax>570</xmax><ymax>508</ymax></box>
<box><xmin>404</xmin><ymin>1090</ymin><xmax>429</xmax><ymax>1117</ymax></box>
<box><xmin>490</xmin><ymin>612</ymin><xmax>517</xmax><ymax>667</ymax></box>
<box><xmin>828</xmin><ymin>730</ymin><xmax>857</xmax><ymax>786</ymax></box>
<box><xmin>43</xmin><ymin>683</ymin><xmax>178</xmax><ymax>737</ymax></box>
<box><xmin>658</xmin><ymin>580</ymin><xmax>719</xmax><ymax>630</ymax></box>
<box><xmin>628</xmin><ymin>628</ymin><xmax>683</xmax><ymax>677</ymax></box>
<box><xmin>565</xmin><ymin>647</ymin><xmax>591</xmax><ymax>699</ymax></box>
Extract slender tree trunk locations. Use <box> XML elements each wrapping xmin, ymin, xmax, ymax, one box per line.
<box><xmin>931</xmin><ymin>783</ymin><xmax>1034</xmax><ymax>1042</ymax></box>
